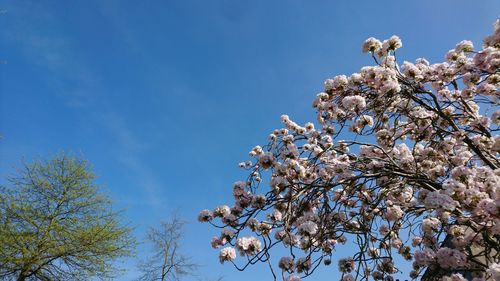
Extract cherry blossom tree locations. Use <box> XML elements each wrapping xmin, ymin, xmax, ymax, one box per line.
<box><xmin>200</xmin><ymin>20</ymin><xmax>500</xmax><ymax>281</ymax></box>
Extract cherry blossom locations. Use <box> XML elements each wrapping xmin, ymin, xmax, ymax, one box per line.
<box><xmin>219</xmin><ymin>247</ymin><xmax>236</xmax><ymax>264</ymax></box>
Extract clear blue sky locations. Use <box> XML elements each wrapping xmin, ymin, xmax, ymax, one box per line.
<box><xmin>0</xmin><ymin>1</ymin><xmax>499</xmax><ymax>280</ymax></box>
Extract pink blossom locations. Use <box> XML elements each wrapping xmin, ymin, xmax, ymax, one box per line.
<box><xmin>342</xmin><ymin>95</ymin><xmax>366</xmax><ymax>111</ymax></box>
<box><xmin>422</xmin><ymin>217</ymin><xmax>441</xmax><ymax>235</ymax></box>
<box><xmin>455</xmin><ymin>40</ymin><xmax>474</xmax><ymax>52</ymax></box>
<box><xmin>384</xmin><ymin>205</ymin><xmax>404</xmax><ymax>221</ymax></box>
<box><xmin>362</xmin><ymin>37</ymin><xmax>382</xmax><ymax>53</ymax></box>
<box><xmin>211</xmin><ymin>236</ymin><xmax>224</xmax><ymax>249</ymax></box>
<box><xmin>424</xmin><ymin>191</ymin><xmax>458</xmax><ymax>211</ymax></box>
<box><xmin>198</xmin><ymin>209</ymin><xmax>213</xmax><ymax>222</ymax></box>
<box><xmin>441</xmin><ymin>273</ymin><xmax>468</xmax><ymax>281</ymax></box>
<box><xmin>213</xmin><ymin>205</ymin><xmax>231</xmax><ymax>217</ymax></box>
<box><xmin>338</xmin><ymin>257</ymin><xmax>355</xmax><ymax>273</ymax></box>
<box><xmin>219</xmin><ymin>247</ymin><xmax>236</xmax><ymax>263</ymax></box>
<box><xmin>412</xmin><ymin>236</ymin><xmax>422</xmax><ymax>247</ymax></box>
<box><xmin>298</xmin><ymin>221</ymin><xmax>318</xmax><ymax>236</ymax></box>
<box><xmin>296</xmin><ymin>257</ymin><xmax>312</xmax><ymax>273</ymax></box>
<box><xmin>414</xmin><ymin>249</ymin><xmax>436</xmax><ymax>267</ymax></box>
<box><xmin>487</xmin><ymin>262</ymin><xmax>500</xmax><ymax>281</ymax></box>
<box><xmin>490</xmin><ymin>110</ymin><xmax>500</xmax><ymax>125</ymax></box>
<box><xmin>279</xmin><ymin>256</ymin><xmax>295</xmax><ymax>271</ymax></box>
<box><xmin>436</xmin><ymin>247</ymin><xmax>467</xmax><ymax>269</ymax></box>
<box><xmin>286</xmin><ymin>275</ymin><xmax>301</xmax><ymax>281</ymax></box>
<box><xmin>342</xmin><ymin>274</ymin><xmax>355</xmax><ymax>281</ymax></box>
<box><xmin>235</xmin><ymin>236</ymin><xmax>262</xmax><ymax>256</ymax></box>
<box><xmin>325</xmin><ymin>75</ymin><xmax>349</xmax><ymax>91</ymax></box>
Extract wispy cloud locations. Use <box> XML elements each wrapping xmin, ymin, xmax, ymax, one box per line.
<box><xmin>1</xmin><ymin>2</ymin><xmax>98</xmax><ymax>107</ymax></box>
<box><xmin>1</xmin><ymin>1</ymin><xmax>168</xmax><ymax>210</ymax></box>
<box><xmin>98</xmin><ymin>111</ymin><xmax>168</xmax><ymax>208</ymax></box>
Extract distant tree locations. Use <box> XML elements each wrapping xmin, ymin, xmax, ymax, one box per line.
<box><xmin>137</xmin><ymin>213</ymin><xmax>199</xmax><ymax>281</ymax></box>
<box><xmin>0</xmin><ymin>154</ymin><xmax>135</xmax><ymax>280</ymax></box>
<box><xmin>200</xmin><ymin>20</ymin><xmax>500</xmax><ymax>281</ymax></box>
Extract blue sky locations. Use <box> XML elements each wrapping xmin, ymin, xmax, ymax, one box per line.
<box><xmin>0</xmin><ymin>1</ymin><xmax>499</xmax><ymax>280</ymax></box>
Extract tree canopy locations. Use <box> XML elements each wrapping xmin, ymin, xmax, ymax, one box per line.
<box><xmin>200</xmin><ymin>20</ymin><xmax>500</xmax><ymax>281</ymax></box>
<box><xmin>0</xmin><ymin>154</ymin><xmax>135</xmax><ymax>281</ymax></box>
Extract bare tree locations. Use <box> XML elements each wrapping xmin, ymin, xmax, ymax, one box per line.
<box><xmin>137</xmin><ymin>214</ymin><xmax>199</xmax><ymax>281</ymax></box>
